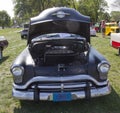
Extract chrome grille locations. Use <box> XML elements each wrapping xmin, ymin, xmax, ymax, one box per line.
<box><xmin>30</xmin><ymin>82</ymin><xmax>93</xmax><ymax>92</ymax></box>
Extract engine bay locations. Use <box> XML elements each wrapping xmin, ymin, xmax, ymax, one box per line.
<box><xmin>30</xmin><ymin>38</ymin><xmax>88</xmax><ymax>66</ymax></box>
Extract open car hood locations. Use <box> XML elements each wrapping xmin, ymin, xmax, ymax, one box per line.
<box><xmin>28</xmin><ymin>7</ymin><xmax>90</xmax><ymax>44</ymax></box>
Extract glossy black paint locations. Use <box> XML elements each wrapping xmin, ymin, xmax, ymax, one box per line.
<box><xmin>11</xmin><ymin>7</ymin><xmax>109</xmax><ymax>84</ymax></box>
<box><xmin>11</xmin><ymin>48</ymin><xmax>35</xmax><ymax>84</ymax></box>
<box><xmin>10</xmin><ymin>7</ymin><xmax>110</xmax><ymax>100</ymax></box>
<box><xmin>28</xmin><ymin>7</ymin><xmax>90</xmax><ymax>44</ymax></box>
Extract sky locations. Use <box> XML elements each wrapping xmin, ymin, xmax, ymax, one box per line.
<box><xmin>0</xmin><ymin>0</ymin><xmax>120</xmax><ymax>18</ymax></box>
<box><xmin>106</xmin><ymin>0</ymin><xmax>119</xmax><ymax>12</ymax></box>
<box><xmin>0</xmin><ymin>0</ymin><xmax>14</xmax><ymax>18</ymax></box>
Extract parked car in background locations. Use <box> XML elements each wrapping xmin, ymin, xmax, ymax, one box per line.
<box><xmin>21</xmin><ymin>29</ymin><xmax>28</xmax><ymax>39</ymax></box>
<box><xmin>105</xmin><ymin>22</ymin><xmax>119</xmax><ymax>36</ymax></box>
<box><xmin>10</xmin><ymin>7</ymin><xmax>111</xmax><ymax>102</ymax></box>
<box><xmin>21</xmin><ymin>23</ymin><xmax>29</xmax><ymax>39</ymax></box>
<box><xmin>0</xmin><ymin>36</ymin><xmax>9</xmax><ymax>59</ymax></box>
<box><xmin>110</xmin><ymin>33</ymin><xmax>120</xmax><ymax>55</ymax></box>
<box><xmin>90</xmin><ymin>26</ymin><xmax>96</xmax><ymax>36</ymax></box>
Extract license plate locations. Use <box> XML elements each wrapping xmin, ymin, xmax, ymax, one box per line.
<box><xmin>53</xmin><ymin>92</ymin><xmax>71</xmax><ymax>102</ymax></box>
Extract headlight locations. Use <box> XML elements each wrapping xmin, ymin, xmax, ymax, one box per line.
<box><xmin>11</xmin><ymin>66</ymin><xmax>24</xmax><ymax>83</ymax></box>
<box><xmin>98</xmin><ymin>61</ymin><xmax>110</xmax><ymax>73</ymax></box>
<box><xmin>12</xmin><ymin>66</ymin><xmax>24</xmax><ymax>76</ymax></box>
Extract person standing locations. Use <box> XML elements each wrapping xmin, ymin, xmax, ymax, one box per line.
<box><xmin>118</xmin><ymin>21</ymin><xmax>120</xmax><ymax>32</ymax></box>
<box><xmin>101</xmin><ymin>20</ymin><xmax>106</xmax><ymax>38</ymax></box>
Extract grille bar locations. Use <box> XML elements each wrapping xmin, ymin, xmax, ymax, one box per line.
<box><xmin>31</xmin><ymin>82</ymin><xmax>93</xmax><ymax>92</ymax></box>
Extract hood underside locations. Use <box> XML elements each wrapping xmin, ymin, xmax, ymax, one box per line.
<box><xmin>28</xmin><ymin>7</ymin><xmax>90</xmax><ymax>44</ymax></box>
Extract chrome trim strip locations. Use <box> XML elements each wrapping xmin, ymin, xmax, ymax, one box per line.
<box><xmin>13</xmin><ymin>75</ymin><xmax>108</xmax><ymax>90</ymax></box>
<box><xmin>31</xmin><ymin>83</ymin><xmax>92</xmax><ymax>89</ymax></box>
<box><xmin>37</xmin><ymin>84</ymin><xmax>88</xmax><ymax>89</ymax></box>
<box><xmin>12</xmin><ymin>83</ymin><xmax>111</xmax><ymax>101</ymax></box>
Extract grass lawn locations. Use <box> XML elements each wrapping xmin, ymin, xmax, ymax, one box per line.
<box><xmin>0</xmin><ymin>28</ymin><xmax>120</xmax><ymax>113</ymax></box>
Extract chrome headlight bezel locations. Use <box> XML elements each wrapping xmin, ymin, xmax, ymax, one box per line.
<box><xmin>11</xmin><ymin>66</ymin><xmax>24</xmax><ymax>76</ymax></box>
<box><xmin>97</xmin><ymin>61</ymin><xmax>110</xmax><ymax>74</ymax></box>
<box><xmin>11</xmin><ymin>66</ymin><xmax>24</xmax><ymax>83</ymax></box>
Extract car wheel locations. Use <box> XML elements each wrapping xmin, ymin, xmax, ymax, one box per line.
<box><xmin>108</xmin><ymin>32</ymin><xmax>111</xmax><ymax>36</ymax></box>
<box><xmin>0</xmin><ymin>47</ymin><xmax>3</xmax><ymax>60</ymax></box>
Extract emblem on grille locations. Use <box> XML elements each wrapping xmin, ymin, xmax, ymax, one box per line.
<box><xmin>61</xmin><ymin>83</ymin><xmax>64</xmax><ymax>90</ymax></box>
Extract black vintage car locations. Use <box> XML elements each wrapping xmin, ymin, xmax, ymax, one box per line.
<box><xmin>21</xmin><ymin>24</ymin><xmax>29</xmax><ymax>39</ymax></box>
<box><xmin>10</xmin><ymin>7</ymin><xmax>111</xmax><ymax>101</ymax></box>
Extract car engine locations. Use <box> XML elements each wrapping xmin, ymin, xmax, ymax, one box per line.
<box><xmin>30</xmin><ymin>38</ymin><xmax>88</xmax><ymax>66</ymax></box>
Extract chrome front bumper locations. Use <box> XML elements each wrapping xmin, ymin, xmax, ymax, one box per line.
<box><xmin>12</xmin><ymin>83</ymin><xmax>111</xmax><ymax>101</ymax></box>
<box><xmin>12</xmin><ymin>75</ymin><xmax>111</xmax><ymax>101</ymax></box>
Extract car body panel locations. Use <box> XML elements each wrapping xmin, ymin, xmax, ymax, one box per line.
<box><xmin>110</xmin><ymin>33</ymin><xmax>120</xmax><ymax>55</ymax></box>
<box><xmin>110</xmin><ymin>33</ymin><xmax>120</xmax><ymax>49</ymax></box>
<box><xmin>28</xmin><ymin>7</ymin><xmax>90</xmax><ymax>44</ymax></box>
<box><xmin>21</xmin><ymin>29</ymin><xmax>28</xmax><ymax>39</ymax></box>
<box><xmin>0</xmin><ymin>36</ymin><xmax>8</xmax><ymax>50</ymax></box>
<box><xmin>21</xmin><ymin>24</ymin><xmax>29</xmax><ymax>39</ymax></box>
<box><xmin>0</xmin><ymin>36</ymin><xmax>8</xmax><ymax>59</ymax></box>
<box><xmin>105</xmin><ymin>22</ymin><xmax>119</xmax><ymax>36</ymax></box>
<box><xmin>10</xmin><ymin>7</ymin><xmax>111</xmax><ymax>101</ymax></box>
<box><xmin>90</xmin><ymin>27</ymin><xmax>96</xmax><ymax>36</ymax></box>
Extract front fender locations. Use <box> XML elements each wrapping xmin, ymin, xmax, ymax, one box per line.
<box><xmin>87</xmin><ymin>46</ymin><xmax>109</xmax><ymax>81</ymax></box>
<box><xmin>11</xmin><ymin>47</ymin><xmax>34</xmax><ymax>66</ymax></box>
<box><xmin>10</xmin><ymin>47</ymin><xmax>35</xmax><ymax>85</ymax></box>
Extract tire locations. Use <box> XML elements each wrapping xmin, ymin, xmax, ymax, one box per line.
<box><xmin>0</xmin><ymin>47</ymin><xmax>3</xmax><ymax>60</ymax></box>
<box><xmin>108</xmin><ymin>32</ymin><xmax>111</xmax><ymax>36</ymax></box>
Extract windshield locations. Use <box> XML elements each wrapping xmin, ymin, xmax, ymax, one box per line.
<box><xmin>31</xmin><ymin>33</ymin><xmax>81</xmax><ymax>42</ymax></box>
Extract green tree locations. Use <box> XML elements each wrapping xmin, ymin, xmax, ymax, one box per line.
<box><xmin>77</xmin><ymin>0</ymin><xmax>108</xmax><ymax>22</ymax></box>
<box><xmin>13</xmin><ymin>0</ymin><xmax>109</xmax><ymax>23</ymax></box>
<box><xmin>110</xmin><ymin>11</ymin><xmax>120</xmax><ymax>21</ymax></box>
<box><xmin>0</xmin><ymin>10</ymin><xmax>11</xmax><ymax>29</ymax></box>
<box><xmin>13</xmin><ymin>0</ymin><xmax>78</xmax><ymax>19</ymax></box>
<box><xmin>50</xmin><ymin>0</ymin><xmax>77</xmax><ymax>9</ymax></box>
<box><xmin>13</xmin><ymin>0</ymin><xmax>32</xmax><ymax>21</ymax></box>
<box><xmin>110</xmin><ymin>0</ymin><xmax>120</xmax><ymax>21</ymax></box>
